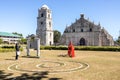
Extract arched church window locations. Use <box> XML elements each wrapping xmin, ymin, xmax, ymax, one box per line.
<box><xmin>81</xmin><ymin>29</ymin><xmax>83</xmax><ymax>32</ymax></box>
<box><xmin>64</xmin><ymin>30</ymin><xmax>68</xmax><ymax>33</ymax></box>
<box><xmin>89</xmin><ymin>28</ymin><xmax>92</xmax><ymax>32</ymax></box>
<box><xmin>73</xmin><ymin>29</ymin><xmax>75</xmax><ymax>32</ymax></box>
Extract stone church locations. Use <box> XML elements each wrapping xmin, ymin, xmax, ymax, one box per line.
<box><xmin>36</xmin><ymin>5</ymin><xmax>54</xmax><ymax>46</ymax></box>
<box><xmin>60</xmin><ymin>14</ymin><xmax>114</xmax><ymax>46</ymax></box>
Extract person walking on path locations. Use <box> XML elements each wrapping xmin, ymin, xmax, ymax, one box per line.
<box><xmin>15</xmin><ymin>43</ymin><xmax>20</xmax><ymax>60</ymax></box>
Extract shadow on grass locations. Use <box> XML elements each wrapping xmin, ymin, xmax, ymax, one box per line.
<box><xmin>0</xmin><ymin>70</ymin><xmax>62</xmax><ymax>80</ymax></box>
<box><xmin>5</xmin><ymin>59</ymin><xmax>15</xmax><ymax>61</ymax></box>
<box><xmin>57</xmin><ymin>54</ymin><xmax>68</xmax><ymax>57</ymax></box>
<box><xmin>21</xmin><ymin>56</ymin><xmax>39</xmax><ymax>59</ymax></box>
<box><xmin>0</xmin><ymin>70</ymin><xmax>13</xmax><ymax>79</ymax></box>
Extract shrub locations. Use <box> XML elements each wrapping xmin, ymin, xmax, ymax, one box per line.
<box><xmin>0</xmin><ymin>48</ymin><xmax>15</xmax><ymax>52</ymax></box>
<box><xmin>40</xmin><ymin>46</ymin><xmax>120</xmax><ymax>52</ymax></box>
<box><xmin>74</xmin><ymin>46</ymin><xmax>120</xmax><ymax>51</ymax></box>
<box><xmin>1</xmin><ymin>46</ymin><xmax>14</xmax><ymax>49</ymax></box>
<box><xmin>40</xmin><ymin>46</ymin><xmax>68</xmax><ymax>50</ymax></box>
<box><xmin>0</xmin><ymin>45</ymin><xmax>23</xmax><ymax>53</ymax></box>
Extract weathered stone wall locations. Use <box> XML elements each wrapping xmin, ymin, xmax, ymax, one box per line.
<box><xmin>60</xmin><ymin>14</ymin><xmax>114</xmax><ymax>46</ymax></box>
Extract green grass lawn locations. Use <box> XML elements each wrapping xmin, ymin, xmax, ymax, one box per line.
<box><xmin>0</xmin><ymin>50</ymin><xmax>120</xmax><ymax>80</ymax></box>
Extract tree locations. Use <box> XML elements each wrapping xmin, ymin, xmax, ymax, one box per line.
<box><xmin>116</xmin><ymin>36</ymin><xmax>120</xmax><ymax>43</ymax></box>
<box><xmin>115</xmin><ymin>36</ymin><xmax>120</xmax><ymax>46</ymax></box>
<box><xmin>0</xmin><ymin>38</ymin><xmax>3</xmax><ymax>44</ymax></box>
<box><xmin>21</xmin><ymin>38</ymin><xmax>27</xmax><ymax>44</ymax></box>
<box><xmin>12</xmin><ymin>32</ymin><xmax>23</xmax><ymax>38</ymax></box>
<box><xmin>54</xmin><ymin>30</ymin><xmax>61</xmax><ymax>45</ymax></box>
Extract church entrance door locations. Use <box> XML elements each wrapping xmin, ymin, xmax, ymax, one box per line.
<box><xmin>50</xmin><ymin>41</ymin><xmax>51</xmax><ymax>45</ymax></box>
<box><xmin>79</xmin><ymin>38</ymin><xmax>86</xmax><ymax>45</ymax></box>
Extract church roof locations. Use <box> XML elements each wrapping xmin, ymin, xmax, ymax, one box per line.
<box><xmin>41</xmin><ymin>4</ymin><xmax>49</xmax><ymax>9</ymax></box>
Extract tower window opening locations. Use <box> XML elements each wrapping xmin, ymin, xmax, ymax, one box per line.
<box><xmin>50</xmin><ymin>33</ymin><xmax>51</xmax><ymax>38</ymax></box>
<box><xmin>41</xmin><ymin>22</ymin><xmax>43</xmax><ymax>25</ymax></box>
<box><xmin>48</xmin><ymin>14</ymin><xmax>50</xmax><ymax>18</ymax></box>
<box><xmin>49</xmin><ymin>22</ymin><xmax>51</xmax><ymax>27</ymax></box>
<box><xmin>41</xmin><ymin>13</ymin><xmax>44</xmax><ymax>17</ymax></box>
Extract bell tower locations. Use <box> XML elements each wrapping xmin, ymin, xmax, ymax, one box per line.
<box><xmin>36</xmin><ymin>5</ymin><xmax>53</xmax><ymax>45</ymax></box>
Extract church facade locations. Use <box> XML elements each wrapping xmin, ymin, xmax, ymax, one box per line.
<box><xmin>36</xmin><ymin>5</ymin><xmax>54</xmax><ymax>46</ymax></box>
<box><xmin>60</xmin><ymin>14</ymin><xmax>114</xmax><ymax>46</ymax></box>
